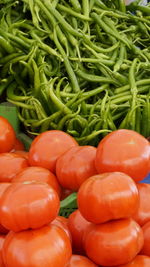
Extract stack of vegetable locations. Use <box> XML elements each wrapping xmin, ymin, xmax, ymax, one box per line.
<box><xmin>0</xmin><ymin>115</ymin><xmax>150</xmax><ymax>266</ymax></box>
<box><xmin>0</xmin><ymin>0</ymin><xmax>150</xmax><ymax>145</ymax></box>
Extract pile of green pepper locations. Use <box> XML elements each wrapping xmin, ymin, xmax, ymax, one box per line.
<box><xmin>0</xmin><ymin>0</ymin><xmax>150</xmax><ymax>145</ymax></box>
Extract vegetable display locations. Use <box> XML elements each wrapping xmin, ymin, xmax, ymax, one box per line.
<box><xmin>0</xmin><ymin>0</ymin><xmax>150</xmax><ymax>145</ymax></box>
<box><xmin>0</xmin><ymin>116</ymin><xmax>149</xmax><ymax>266</ymax></box>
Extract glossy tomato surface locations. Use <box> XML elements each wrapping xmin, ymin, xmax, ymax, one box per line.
<box><xmin>132</xmin><ymin>183</ymin><xmax>150</xmax><ymax>226</ymax></box>
<box><xmin>141</xmin><ymin>221</ymin><xmax>150</xmax><ymax>257</ymax></box>
<box><xmin>95</xmin><ymin>129</ymin><xmax>150</xmax><ymax>182</ymax></box>
<box><xmin>28</xmin><ymin>130</ymin><xmax>78</xmax><ymax>173</ymax></box>
<box><xmin>2</xmin><ymin>225</ymin><xmax>72</xmax><ymax>267</ymax></box>
<box><xmin>67</xmin><ymin>255</ymin><xmax>98</xmax><ymax>267</ymax></box>
<box><xmin>0</xmin><ymin>235</ymin><xmax>5</xmax><ymax>267</ymax></box>
<box><xmin>12</xmin><ymin>166</ymin><xmax>61</xmax><ymax>197</ymax></box>
<box><xmin>77</xmin><ymin>172</ymin><xmax>139</xmax><ymax>224</ymax></box>
<box><xmin>0</xmin><ymin>116</ymin><xmax>16</xmax><ymax>153</ymax></box>
<box><xmin>0</xmin><ymin>153</ymin><xmax>29</xmax><ymax>182</ymax></box>
<box><xmin>0</xmin><ymin>182</ymin><xmax>60</xmax><ymax>232</ymax></box>
<box><xmin>84</xmin><ymin>218</ymin><xmax>144</xmax><ymax>266</ymax></box>
<box><xmin>0</xmin><ymin>183</ymin><xmax>11</xmax><ymax>234</ymax></box>
<box><xmin>51</xmin><ymin>216</ymin><xmax>72</xmax><ymax>241</ymax></box>
<box><xmin>116</xmin><ymin>255</ymin><xmax>150</xmax><ymax>266</ymax></box>
<box><xmin>68</xmin><ymin>209</ymin><xmax>91</xmax><ymax>254</ymax></box>
<box><xmin>56</xmin><ymin>146</ymin><xmax>97</xmax><ymax>191</ymax></box>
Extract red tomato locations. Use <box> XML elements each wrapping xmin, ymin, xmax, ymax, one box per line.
<box><xmin>116</xmin><ymin>255</ymin><xmax>150</xmax><ymax>266</ymax></box>
<box><xmin>140</xmin><ymin>221</ymin><xmax>150</xmax><ymax>257</ymax></box>
<box><xmin>68</xmin><ymin>209</ymin><xmax>91</xmax><ymax>254</ymax></box>
<box><xmin>132</xmin><ymin>183</ymin><xmax>150</xmax><ymax>226</ymax></box>
<box><xmin>0</xmin><ymin>182</ymin><xmax>60</xmax><ymax>232</ymax></box>
<box><xmin>0</xmin><ymin>153</ymin><xmax>29</xmax><ymax>182</ymax></box>
<box><xmin>77</xmin><ymin>172</ymin><xmax>139</xmax><ymax>224</ymax></box>
<box><xmin>67</xmin><ymin>255</ymin><xmax>98</xmax><ymax>267</ymax></box>
<box><xmin>0</xmin><ymin>183</ymin><xmax>11</xmax><ymax>234</ymax></box>
<box><xmin>56</xmin><ymin>146</ymin><xmax>97</xmax><ymax>191</ymax></box>
<box><xmin>0</xmin><ymin>235</ymin><xmax>5</xmax><ymax>267</ymax></box>
<box><xmin>51</xmin><ymin>216</ymin><xmax>72</xmax><ymax>241</ymax></box>
<box><xmin>12</xmin><ymin>166</ymin><xmax>61</xmax><ymax>198</ymax></box>
<box><xmin>12</xmin><ymin>150</ymin><xmax>29</xmax><ymax>160</ymax></box>
<box><xmin>12</xmin><ymin>138</ymin><xmax>25</xmax><ymax>151</ymax></box>
<box><xmin>28</xmin><ymin>130</ymin><xmax>78</xmax><ymax>173</ymax></box>
<box><xmin>0</xmin><ymin>116</ymin><xmax>16</xmax><ymax>153</ymax></box>
<box><xmin>95</xmin><ymin>129</ymin><xmax>150</xmax><ymax>182</ymax></box>
<box><xmin>60</xmin><ymin>188</ymin><xmax>73</xmax><ymax>201</ymax></box>
<box><xmin>84</xmin><ymin>218</ymin><xmax>144</xmax><ymax>266</ymax></box>
<box><xmin>2</xmin><ymin>224</ymin><xmax>72</xmax><ymax>267</ymax></box>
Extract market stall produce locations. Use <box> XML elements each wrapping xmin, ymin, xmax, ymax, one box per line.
<box><xmin>0</xmin><ymin>0</ymin><xmax>150</xmax><ymax>145</ymax></box>
<box><xmin>0</xmin><ymin>0</ymin><xmax>150</xmax><ymax>266</ymax></box>
<box><xmin>0</xmin><ymin>116</ymin><xmax>149</xmax><ymax>266</ymax></box>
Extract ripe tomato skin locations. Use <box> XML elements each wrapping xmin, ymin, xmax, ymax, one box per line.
<box><xmin>0</xmin><ymin>153</ymin><xmax>29</xmax><ymax>182</ymax></box>
<box><xmin>84</xmin><ymin>218</ymin><xmax>144</xmax><ymax>266</ymax></box>
<box><xmin>28</xmin><ymin>130</ymin><xmax>78</xmax><ymax>173</ymax></box>
<box><xmin>12</xmin><ymin>150</ymin><xmax>29</xmax><ymax>160</ymax></box>
<box><xmin>0</xmin><ymin>235</ymin><xmax>5</xmax><ymax>267</ymax></box>
<box><xmin>67</xmin><ymin>255</ymin><xmax>98</xmax><ymax>267</ymax></box>
<box><xmin>140</xmin><ymin>221</ymin><xmax>150</xmax><ymax>257</ymax></box>
<box><xmin>132</xmin><ymin>183</ymin><xmax>150</xmax><ymax>226</ymax></box>
<box><xmin>77</xmin><ymin>172</ymin><xmax>139</xmax><ymax>224</ymax></box>
<box><xmin>95</xmin><ymin>129</ymin><xmax>150</xmax><ymax>182</ymax></box>
<box><xmin>0</xmin><ymin>116</ymin><xmax>16</xmax><ymax>153</ymax></box>
<box><xmin>56</xmin><ymin>146</ymin><xmax>97</xmax><ymax>191</ymax></box>
<box><xmin>116</xmin><ymin>255</ymin><xmax>150</xmax><ymax>266</ymax></box>
<box><xmin>2</xmin><ymin>225</ymin><xmax>72</xmax><ymax>267</ymax></box>
<box><xmin>12</xmin><ymin>166</ymin><xmax>61</xmax><ymax>198</ymax></box>
<box><xmin>68</xmin><ymin>209</ymin><xmax>92</xmax><ymax>254</ymax></box>
<box><xmin>12</xmin><ymin>138</ymin><xmax>25</xmax><ymax>151</ymax></box>
<box><xmin>0</xmin><ymin>183</ymin><xmax>11</xmax><ymax>234</ymax></box>
<box><xmin>51</xmin><ymin>216</ymin><xmax>72</xmax><ymax>242</ymax></box>
<box><xmin>0</xmin><ymin>182</ymin><xmax>60</xmax><ymax>232</ymax></box>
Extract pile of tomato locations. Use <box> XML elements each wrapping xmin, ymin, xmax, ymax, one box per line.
<box><xmin>0</xmin><ymin>115</ymin><xmax>149</xmax><ymax>267</ymax></box>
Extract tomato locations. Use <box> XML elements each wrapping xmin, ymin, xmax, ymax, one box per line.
<box><xmin>140</xmin><ymin>221</ymin><xmax>150</xmax><ymax>257</ymax></box>
<box><xmin>0</xmin><ymin>235</ymin><xmax>5</xmax><ymax>267</ymax></box>
<box><xmin>2</xmin><ymin>224</ymin><xmax>72</xmax><ymax>267</ymax></box>
<box><xmin>67</xmin><ymin>255</ymin><xmax>98</xmax><ymax>267</ymax></box>
<box><xmin>0</xmin><ymin>153</ymin><xmax>29</xmax><ymax>182</ymax></box>
<box><xmin>84</xmin><ymin>218</ymin><xmax>144</xmax><ymax>266</ymax></box>
<box><xmin>12</xmin><ymin>138</ymin><xmax>25</xmax><ymax>151</ymax></box>
<box><xmin>13</xmin><ymin>150</ymin><xmax>29</xmax><ymax>160</ymax></box>
<box><xmin>0</xmin><ymin>183</ymin><xmax>11</xmax><ymax>234</ymax></box>
<box><xmin>95</xmin><ymin>129</ymin><xmax>150</xmax><ymax>182</ymax></box>
<box><xmin>28</xmin><ymin>130</ymin><xmax>78</xmax><ymax>173</ymax></box>
<box><xmin>12</xmin><ymin>166</ymin><xmax>61</xmax><ymax>198</ymax></box>
<box><xmin>68</xmin><ymin>209</ymin><xmax>91</xmax><ymax>254</ymax></box>
<box><xmin>0</xmin><ymin>182</ymin><xmax>60</xmax><ymax>232</ymax></box>
<box><xmin>0</xmin><ymin>116</ymin><xmax>16</xmax><ymax>153</ymax></box>
<box><xmin>56</xmin><ymin>146</ymin><xmax>97</xmax><ymax>191</ymax></box>
<box><xmin>77</xmin><ymin>172</ymin><xmax>139</xmax><ymax>224</ymax></box>
<box><xmin>116</xmin><ymin>255</ymin><xmax>150</xmax><ymax>266</ymax></box>
<box><xmin>132</xmin><ymin>183</ymin><xmax>150</xmax><ymax>226</ymax></box>
<box><xmin>51</xmin><ymin>216</ymin><xmax>72</xmax><ymax>241</ymax></box>
<box><xmin>60</xmin><ymin>188</ymin><xmax>73</xmax><ymax>201</ymax></box>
